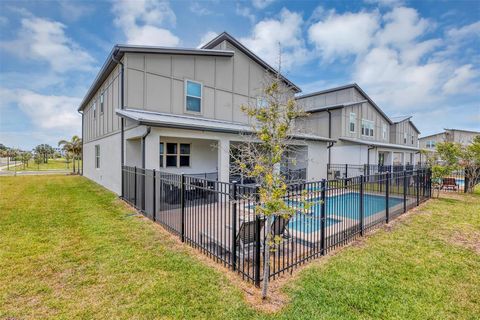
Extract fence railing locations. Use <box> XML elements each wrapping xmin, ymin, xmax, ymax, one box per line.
<box><xmin>327</xmin><ymin>163</ymin><xmax>428</xmax><ymax>179</ymax></box>
<box><xmin>122</xmin><ymin>166</ymin><xmax>431</xmax><ymax>285</ymax></box>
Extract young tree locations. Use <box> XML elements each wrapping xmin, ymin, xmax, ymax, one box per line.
<box><xmin>58</xmin><ymin>136</ymin><xmax>82</xmax><ymax>174</ymax></box>
<box><xmin>427</xmin><ymin>142</ymin><xmax>461</xmax><ymax>197</ymax></box>
<box><xmin>231</xmin><ymin>74</ymin><xmax>311</xmax><ymax>299</ymax></box>
<box><xmin>460</xmin><ymin>135</ymin><xmax>480</xmax><ymax>193</ymax></box>
<box><xmin>34</xmin><ymin>153</ymin><xmax>43</xmax><ymax>170</ymax></box>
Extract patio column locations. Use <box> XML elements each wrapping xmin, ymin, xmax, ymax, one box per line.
<box><xmin>389</xmin><ymin>151</ymin><xmax>394</xmax><ymax>167</ymax></box>
<box><xmin>217</xmin><ymin>138</ymin><xmax>230</xmax><ymax>183</ymax></box>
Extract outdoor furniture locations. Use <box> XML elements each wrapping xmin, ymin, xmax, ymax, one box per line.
<box><xmin>441</xmin><ymin>178</ymin><xmax>458</xmax><ymax>191</ymax></box>
<box><xmin>200</xmin><ymin>218</ymin><xmax>266</xmax><ymax>263</ymax></box>
<box><xmin>271</xmin><ymin>215</ymin><xmax>295</xmax><ymax>254</ymax></box>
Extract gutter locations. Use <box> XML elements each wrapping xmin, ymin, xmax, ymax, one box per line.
<box><xmin>111</xmin><ymin>52</ymin><xmax>125</xmax><ymax>197</ymax></box>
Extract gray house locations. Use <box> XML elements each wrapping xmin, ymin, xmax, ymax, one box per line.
<box><xmin>419</xmin><ymin>129</ymin><xmax>480</xmax><ymax>150</ymax></box>
<box><xmin>296</xmin><ymin>84</ymin><xmax>422</xmax><ymax>169</ymax></box>
<box><xmin>79</xmin><ymin>32</ymin><xmax>333</xmax><ymax>194</ymax></box>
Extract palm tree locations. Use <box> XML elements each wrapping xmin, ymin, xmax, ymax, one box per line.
<box><xmin>58</xmin><ymin>136</ymin><xmax>82</xmax><ymax>174</ymax></box>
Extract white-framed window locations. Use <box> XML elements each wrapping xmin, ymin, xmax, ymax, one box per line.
<box><xmin>404</xmin><ymin>132</ymin><xmax>407</xmax><ymax>144</ymax></box>
<box><xmin>349</xmin><ymin>113</ymin><xmax>356</xmax><ymax>133</ymax></box>
<box><xmin>382</xmin><ymin>123</ymin><xmax>387</xmax><ymax>140</ymax></box>
<box><xmin>162</xmin><ymin>142</ymin><xmax>191</xmax><ymax>168</ymax></box>
<box><xmin>100</xmin><ymin>93</ymin><xmax>104</xmax><ymax>114</ymax></box>
<box><xmin>256</xmin><ymin>96</ymin><xmax>268</xmax><ymax>109</ymax></box>
<box><xmin>426</xmin><ymin>140</ymin><xmax>436</xmax><ymax>148</ymax></box>
<box><xmin>93</xmin><ymin>102</ymin><xmax>96</xmax><ymax>118</ymax></box>
<box><xmin>159</xmin><ymin>142</ymin><xmax>164</xmax><ymax>168</ymax></box>
<box><xmin>95</xmin><ymin>145</ymin><xmax>100</xmax><ymax>169</ymax></box>
<box><xmin>361</xmin><ymin>119</ymin><xmax>374</xmax><ymax>137</ymax></box>
<box><xmin>185</xmin><ymin>80</ymin><xmax>202</xmax><ymax>113</ymax></box>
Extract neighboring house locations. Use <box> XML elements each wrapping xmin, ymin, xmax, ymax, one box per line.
<box><xmin>419</xmin><ymin>129</ymin><xmax>480</xmax><ymax>150</ymax></box>
<box><xmin>296</xmin><ymin>83</ymin><xmax>422</xmax><ymax>168</ymax></box>
<box><xmin>79</xmin><ymin>32</ymin><xmax>333</xmax><ymax>195</ymax></box>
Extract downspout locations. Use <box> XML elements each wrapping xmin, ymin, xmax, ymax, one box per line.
<box><xmin>112</xmin><ymin>51</ymin><xmax>125</xmax><ymax>197</ymax></box>
<box><xmin>367</xmin><ymin>145</ymin><xmax>376</xmax><ymax>175</ymax></box>
<box><xmin>78</xmin><ymin>109</ymin><xmax>83</xmax><ymax>175</ymax></box>
<box><xmin>141</xmin><ymin>127</ymin><xmax>151</xmax><ymax>168</ymax></box>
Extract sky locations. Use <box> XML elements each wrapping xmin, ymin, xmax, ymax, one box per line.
<box><xmin>0</xmin><ymin>0</ymin><xmax>479</xmax><ymax>150</ymax></box>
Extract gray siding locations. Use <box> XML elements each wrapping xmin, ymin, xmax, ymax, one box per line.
<box><xmin>390</xmin><ymin>120</ymin><xmax>418</xmax><ymax>146</ymax></box>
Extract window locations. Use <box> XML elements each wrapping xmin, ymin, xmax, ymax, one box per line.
<box><xmin>349</xmin><ymin>113</ymin><xmax>356</xmax><ymax>133</ymax></box>
<box><xmin>382</xmin><ymin>124</ymin><xmax>387</xmax><ymax>140</ymax></box>
<box><xmin>93</xmin><ymin>102</ymin><xmax>96</xmax><ymax>118</ymax></box>
<box><xmin>95</xmin><ymin>145</ymin><xmax>100</xmax><ymax>169</ymax></box>
<box><xmin>159</xmin><ymin>142</ymin><xmax>164</xmax><ymax>168</ymax></box>
<box><xmin>404</xmin><ymin>132</ymin><xmax>407</xmax><ymax>144</ymax></box>
<box><xmin>426</xmin><ymin>140</ymin><xmax>436</xmax><ymax>148</ymax></box>
<box><xmin>162</xmin><ymin>142</ymin><xmax>191</xmax><ymax>167</ymax></box>
<box><xmin>185</xmin><ymin>80</ymin><xmax>202</xmax><ymax>113</ymax></box>
<box><xmin>361</xmin><ymin>119</ymin><xmax>374</xmax><ymax>137</ymax></box>
<box><xmin>100</xmin><ymin>93</ymin><xmax>104</xmax><ymax>114</ymax></box>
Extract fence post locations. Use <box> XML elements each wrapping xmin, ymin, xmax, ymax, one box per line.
<box><xmin>181</xmin><ymin>173</ymin><xmax>185</xmax><ymax>242</ymax></box>
<box><xmin>152</xmin><ymin>169</ymin><xmax>156</xmax><ymax>222</ymax></box>
<box><xmin>320</xmin><ymin>179</ymin><xmax>326</xmax><ymax>255</ymax></box>
<box><xmin>134</xmin><ymin>166</ymin><xmax>137</xmax><ymax>208</ymax></box>
<box><xmin>464</xmin><ymin>169</ymin><xmax>469</xmax><ymax>193</ymax></box>
<box><xmin>345</xmin><ymin>164</ymin><xmax>348</xmax><ymax>178</ymax></box>
<box><xmin>231</xmin><ymin>182</ymin><xmax>238</xmax><ymax>271</ymax></box>
<box><xmin>403</xmin><ymin>170</ymin><xmax>407</xmax><ymax>213</ymax></box>
<box><xmin>385</xmin><ymin>173</ymin><xmax>390</xmax><ymax>224</ymax></box>
<box><xmin>416</xmin><ymin>170</ymin><xmax>420</xmax><ymax>206</ymax></box>
<box><xmin>254</xmin><ymin>186</ymin><xmax>261</xmax><ymax>287</ymax></box>
<box><xmin>359</xmin><ymin>175</ymin><xmax>364</xmax><ymax>236</ymax></box>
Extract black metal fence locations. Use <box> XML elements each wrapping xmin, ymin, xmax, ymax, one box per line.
<box><xmin>122</xmin><ymin>166</ymin><xmax>431</xmax><ymax>285</ymax></box>
<box><xmin>327</xmin><ymin>163</ymin><xmax>428</xmax><ymax>179</ymax></box>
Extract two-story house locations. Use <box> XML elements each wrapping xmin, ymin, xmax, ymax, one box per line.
<box><xmin>79</xmin><ymin>32</ymin><xmax>333</xmax><ymax>195</ymax></box>
<box><xmin>296</xmin><ymin>84</ymin><xmax>422</xmax><ymax>169</ymax></box>
<box><xmin>419</xmin><ymin>128</ymin><xmax>480</xmax><ymax>150</ymax></box>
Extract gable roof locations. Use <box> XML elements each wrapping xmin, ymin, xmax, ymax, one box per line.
<box><xmin>78</xmin><ymin>45</ymin><xmax>235</xmax><ymax>111</ymax></box>
<box><xmin>296</xmin><ymin>83</ymin><xmax>393</xmax><ymax>124</ymax></box>
<box><xmin>201</xmin><ymin>32</ymin><xmax>301</xmax><ymax>93</ymax></box>
<box><xmin>391</xmin><ymin>115</ymin><xmax>420</xmax><ymax>134</ymax></box>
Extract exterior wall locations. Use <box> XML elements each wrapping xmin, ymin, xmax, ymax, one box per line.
<box><xmin>330</xmin><ymin>144</ymin><xmax>374</xmax><ymax>166</ymax></box>
<box><xmin>418</xmin><ymin>132</ymin><xmax>445</xmax><ymax>149</ymax></box>
<box><xmin>342</xmin><ymin>102</ymin><xmax>390</xmax><ymax>142</ymax></box>
<box><xmin>83</xmin><ymin>132</ymin><xmax>122</xmax><ymax>195</ymax></box>
<box><xmin>122</xmin><ymin>42</ymin><xmax>280</xmax><ymax>125</ymax></box>
<box><xmin>450</xmin><ymin>130</ymin><xmax>479</xmax><ymax>146</ymax></box>
<box><xmin>390</xmin><ymin>120</ymin><xmax>419</xmax><ymax>147</ymax></box>
<box><xmin>83</xmin><ymin>64</ymin><xmax>122</xmax><ymax>143</ymax></box>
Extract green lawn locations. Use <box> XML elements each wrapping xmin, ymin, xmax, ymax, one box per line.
<box><xmin>0</xmin><ymin>176</ymin><xmax>479</xmax><ymax>319</ymax></box>
<box><xmin>6</xmin><ymin>158</ymin><xmax>81</xmax><ymax>172</ymax></box>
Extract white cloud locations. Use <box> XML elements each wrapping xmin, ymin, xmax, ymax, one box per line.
<box><xmin>190</xmin><ymin>2</ymin><xmax>213</xmax><ymax>16</ymax></box>
<box><xmin>0</xmin><ymin>88</ymin><xmax>81</xmax><ymax>131</ymax></box>
<box><xmin>442</xmin><ymin>64</ymin><xmax>479</xmax><ymax>94</ymax></box>
<box><xmin>0</xmin><ymin>16</ymin><xmax>95</xmax><ymax>73</ymax></box>
<box><xmin>59</xmin><ymin>1</ymin><xmax>94</xmax><ymax>22</ymax></box>
<box><xmin>240</xmin><ymin>8</ymin><xmax>309</xmax><ymax>70</ymax></box>
<box><xmin>446</xmin><ymin>21</ymin><xmax>480</xmax><ymax>39</ymax></box>
<box><xmin>236</xmin><ymin>3</ymin><xmax>256</xmax><ymax>24</ymax></box>
<box><xmin>364</xmin><ymin>0</ymin><xmax>405</xmax><ymax>7</ymax></box>
<box><xmin>198</xmin><ymin>31</ymin><xmax>218</xmax><ymax>48</ymax></box>
<box><xmin>308</xmin><ymin>10</ymin><xmax>379</xmax><ymax>61</ymax></box>
<box><xmin>252</xmin><ymin>0</ymin><xmax>276</xmax><ymax>9</ymax></box>
<box><xmin>112</xmin><ymin>0</ymin><xmax>179</xmax><ymax>46</ymax></box>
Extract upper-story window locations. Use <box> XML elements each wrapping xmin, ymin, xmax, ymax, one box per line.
<box><xmin>93</xmin><ymin>102</ymin><xmax>96</xmax><ymax>118</ymax></box>
<box><xmin>382</xmin><ymin>124</ymin><xmax>387</xmax><ymax>140</ymax></box>
<box><xmin>404</xmin><ymin>132</ymin><xmax>407</xmax><ymax>144</ymax></box>
<box><xmin>256</xmin><ymin>96</ymin><xmax>268</xmax><ymax>109</ymax></box>
<box><xmin>426</xmin><ymin>140</ymin><xmax>436</xmax><ymax>148</ymax></box>
<box><xmin>349</xmin><ymin>113</ymin><xmax>356</xmax><ymax>133</ymax></box>
<box><xmin>185</xmin><ymin>80</ymin><xmax>202</xmax><ymax>113</ymax></box>
<box><xmin>100</xmin><ymin>93</ymin><xmax>104</xmax><ymax>114</ymax></box>
<box><xmin>361</xmin><ymin>119</ymin><xmax>374</xmax><ymax>137</ymax></box>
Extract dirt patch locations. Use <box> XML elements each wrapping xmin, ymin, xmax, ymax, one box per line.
<box><xmin>450</xmin><ymin>231</ymin><xmax>480</xmax><ymax>254</ymax></box>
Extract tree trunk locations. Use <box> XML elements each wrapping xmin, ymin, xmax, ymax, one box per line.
<box><xmin>261</xmin><ymin>214</ymin><xmax>273</xmax><ymax>299</ymax></box>
<box><xmin>7</xmin><ymin>156</ymin><xmax>9</xmax><ymax>170</ymax></box>
<box><xmin>73</xmin><ymin>156</ymin><xmax>76</xmax><ymax>173</ymax></box>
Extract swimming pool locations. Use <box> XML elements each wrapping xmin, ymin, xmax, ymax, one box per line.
<box><xmin>288</xmin><ymin>192</ymin><xmax>403</xmax><ymax>233</ymax></box>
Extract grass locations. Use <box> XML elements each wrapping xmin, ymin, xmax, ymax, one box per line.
<box><xmin>0</xmin><ymin>175</ymin><xmax>479</xmax><ymax>319</ymax></box>
<box><xmin>6</xmin><ymin>158</ymin><xmax>81</xmax><ymax>172</ymax></box>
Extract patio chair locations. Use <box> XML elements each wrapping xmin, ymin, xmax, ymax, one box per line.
<box><xmin>200</xmin><ymin>218</ymin><xmax>266</xmax><ymax>264</ymax></box>
<box><xmin>270</xmin><ymin>215</ymin><xmax>295</xmax><ymax>254</ymax></box>
<box><xmin>441</xmin><ymin>178</ymin><xmax>458</xmax><ymax>191</ymax></box>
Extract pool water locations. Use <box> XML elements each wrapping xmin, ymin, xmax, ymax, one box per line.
<box><xmin>288</xmin><ymin>192</ymin><xmax>403</xmax><ymax>233</ymax></box>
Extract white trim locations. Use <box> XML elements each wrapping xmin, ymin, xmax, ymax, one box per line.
<box><xmin>184</xmin><ymin>79</ymin><xmax>203</xmax><ymax>115</ymax></box>
<box><xmin>361</xmin><ymin>119</ymin><xmax>374</xmax><ymax>137</ymax></box>
<box><xmin>349</xmin><ymin>112</ymin><xmax>356</xmax><ymax>133</ymax></box>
